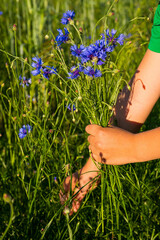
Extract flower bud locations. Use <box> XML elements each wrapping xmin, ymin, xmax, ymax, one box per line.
<box><xmin>79</xmin><ymin>27</ymin><xmax>83</xmax><ymax>33</ymax></box>
<box><xmin>45</xmin><ymin>34</ymin><xmax>49</xmax><ymax>40</ymax></box>
<box><xmin>78</xmin><ymin>96</ymin><xmax>82</xmax><ymax>101</ymax></box>
<box><xmin>69</xmin><ymin>19</ymin><xmax>74</xmax><ymax>25</ymax></box>
<box><xmin>72</xmin><ymin>118</ymin><xmax>75</xmax><ymax>123</ymax></box>
<box><xmin>127</xmin><ymin>85</ymin><xmax>131</xmax><ymax>91</ymax></box>
<box><xmin>51</xmin><ymin>39</ymin><xmax>54</xmax><ymax>45</ymax></box>
<box><xmin>108</xmin><ymin>12</ymin><xmax>114</xmax><ymax>17</ymax></box>
<box><xmin>109</xmin><ymin>63</ymin><xmax>113</xmax><ymax>69</ymax></box>
<box><xmin>13</xmin><ymin>24</ymin><xmax>17</xmax><ymax>31</ymax></box>
<box><xmin>113</xmin><ymin>69</ymin><xmax>120</xmax><ymax>74</ymax></box>
<box><xmin>54</xmin><ymin>177</ymin><xmax>58</xmax><ymax>184</ymax></box>
<box><xmin>3</xmin><ymin>193</ymin><xmax>12</xmax><ymax>203</ymax></box>
<box><xmin>49</xmin><ymin>129</ymin><xmax>53</xmax><ymax>133</ymax></box>
<box><xmin>63</xmin><ymin>207</ymin><xmax>70</xmax><ymax>215</ymax></box>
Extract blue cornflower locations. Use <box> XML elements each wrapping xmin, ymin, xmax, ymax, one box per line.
<box><xmin>93</xmin><ymin>40</ymin><xmax>108</xmax><ymax>64</ymax></box>
<box><xmin>55</xmin><ymin>28</ymin><xmax>69</xmax><ymax>46</ymax></box>
<box><xmin>80</xmin><ymin>44</ymin><xmax>96</xmax><ymax>63</ymax></box>
<box><xmin>83</xmin><ymin>66</ymin><xmax>102</xmax><ymax>78</ymax></box>
<box><xmin>61</xmin><ymin>10</ymin><xmax>75</xmax><ymax>25</ymax></box>
<box><xmin>105</xmin><ymin>45</ymin><xmax>114</xmax><ymax>53</ymax></box>
<box><xmin>116</xmin><ymin>34</ymin><xmax>126</xmax><ymax>45</ymax></box>
<box><xmin>105</xmin><ymin>29</ymin><xmax>125</xmax><ymax>47</ymax></box>
<box><xmin>66</xmin><ymin>103</ymin><xmax>76</xmax><ymax>111</ymax></box>
<box><xmin>54</xmin><ymin>177</ymin><xmax>58</xmax><ymax>183</ymax></box>
<box><xmin>68</xmin><ymin>65</ymin><xmax>83</xmax><ymax>79</ymax></box>
<box><xmin>80</xmin><ymin>41</ymin><xmax>107</xmax><ymax>65</ymax></box>
<box><xmin>31</xmin><ymin>57</ymin><xmax>43</xmax><ymax>76</ymax></box>
<box><xmin>19</xmin><ymin>76</ymin><xmax>31</xmax><ymax>87</ymax></box>
<box><xmin>0</xmin><ymin>11</ymin><xmax>3</xmax><ymax>15</ymax></box>
<box><xmin>70</xmin><ymin>45</ymin><xmax>85</xmax><ymax>57</ymax></box>
<box><xmin>18</xmin><ymin>125</ymin><xmax>32</xmax><ymax>139</ymax></box>
<box><xmin>42</xmin><ymin>66</ymin><xmax>57</xmax><ymax>79</ymax></box>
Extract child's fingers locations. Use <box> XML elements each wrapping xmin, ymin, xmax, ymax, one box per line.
<box><xmin>59</xmin><ymin>190</ymin><xmax>68</xmax><ymax>205</ymax></box>
<box><xmin>63</xmin><ymin>176</ymin><xmax>71</xmax><ymax>192</ymax></box>
<box><xmin>72</xmin><ymin>199</ymin><xmax>81</xmax><ymax>213</ymax></box>
<box><xmin>85</xmin><ymin>124</ymin><xmax>102</xmax><ymax>136</ymax></box>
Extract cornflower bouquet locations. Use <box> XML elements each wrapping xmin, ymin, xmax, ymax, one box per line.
<box><xmin>29</xmin><ymin>10</ymin><xmax>129</xmax><ymax>129</ymax></box>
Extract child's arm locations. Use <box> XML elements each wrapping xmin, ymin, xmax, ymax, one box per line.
<box><xmin>60</xmin><ymin>49</ymin><xmax>160</xmax><ymax>214</ymax></box>
<box><xmin>115</xmin><ymin>49</ymin><xmax>160</xmax><ymax>132</ymax></box>
<box><xmin>86</xmin><ymin>125</ymin><xmax>160</xmax><ymax>165</ymax></box>
<box><xmin>86</xmin><ymin>48</ymin><xmax>160</xmax><ymax>164</ymax></box>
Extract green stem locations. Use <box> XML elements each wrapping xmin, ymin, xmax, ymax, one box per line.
<box><xmin>0</xmin><ymin>202</ymin><xmax>14</xmax><ymax>240</ymax></box>
<box><xmin>72</xmin><ymin>23</ymin><xmax>83</xmax><ymax>44</ymax></box>
<box><xmin>101</xmin><ymin>169</ymin><xmax>104</xmax><ymax>233</ymax></box>
<box><xmin>66</xmin><ymin>214</ymin><xmax>73</xmax><ymax>240</ymax></box>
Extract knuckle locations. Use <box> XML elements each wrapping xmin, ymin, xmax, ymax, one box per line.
<box><xmin>97</xmin><ymin>128</ymin><xmax>104</xmax><ymax>138</ymax></box>
<box><xmin>97</xmin><ymin>141</ymin><xmax>102</xmax><ymax>148</ymax></box>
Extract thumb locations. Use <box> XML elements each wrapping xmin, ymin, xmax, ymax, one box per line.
<box><xmin>63</xmin><ymin>175</ymin><xmax>71</xmax><ymax>192</ymax></box>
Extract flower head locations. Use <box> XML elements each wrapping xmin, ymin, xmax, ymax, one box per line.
<box><xmin>18</xmin><ymin>125</ymin><xmax>32</xmax><ymax>139</ymax></box>
<box><xmin>70</xmin><ymin>44</ymin><xmax>85</xmax><ymax>57</ymax></box>
<box><xmin>55</xmin><ymin>28</ymin><xmax>69</xmax><ymax>46</ymax></box>
<box><xmin>61</xmin><ymin>10</ymin><xmax>75</xmax><ymax>25</ymax></box>
<box><xmin>0</xmin><ymin>11</ymin><xmax>3</xmax><ymax>15</ymax></box>
<box><xmin>19</xmin><ymin>75</ymin><xmax>31</xmax><ymax>87</ymax></box>
<box><xmin>68</xmin><ymin>65</ymin><xmax>83</xmax><ymax>79</ymax></box>
<box><xmin>104</xmin><ymin>29</ymin><xmax>126</xmax><ymax>47</ymax></box>
<box><xmin>66</xmin><ymin>103</ymin><xmax>76</xmax><ymax>111</ymax></box>
<box><xmin>31</xmin><ymin>57</ymin><xmax>43</xmax><ymax>76</ymax></box>
<box><xmin>42</xmin><ymin>66</ymin><xmax>57</xmax><ymax>79</ymax></box>
<box><xmin>116</xmin><ymin>33</ymin><xmax>126</xmax><ymax>45</ymax></box>
<box><xmin>83</xmin><ymin>66</ymin><xmax>102</xmax><ymax>78</ymax></box>
<box><xmin>79</xmin><ymin>41</ymin><xmax>107</xmax><ymax>65</ymax></box>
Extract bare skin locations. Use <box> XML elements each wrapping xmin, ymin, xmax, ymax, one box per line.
<box><xmin>60</xmin><ymin>49</ymin><xmax>160</xmax><ymax>214</ymax></box>
<box><xmin>86</xmin><ymin>125</ymin><xmax>160</xmax><ymax>165</ymax></box>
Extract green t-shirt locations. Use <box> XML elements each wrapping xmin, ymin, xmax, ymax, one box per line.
<box><xmin>148</xmin><ymin>3</ymin><xmax>160</xmax><ymax>53</ymax></box>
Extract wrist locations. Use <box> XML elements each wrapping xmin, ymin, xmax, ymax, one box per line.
<box><xmin>81</xmin><ymin>157</ymin><xmax>100</xmax><ymax>175</ymax></box>
<box><xmin>134</xmin><ymin>132</ymin><xmax>149</xmax><ymax>163</ymax></box>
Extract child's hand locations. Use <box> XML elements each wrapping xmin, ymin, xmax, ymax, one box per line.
<box><xmin>59</xmin><ymin>165</ymin><xmax>100</xmax><ymax>215</ymax></box>
<box><xmin>86</xmin><ymin>124</ymin><xmax>137</xmax><ymax>165</ymax></box>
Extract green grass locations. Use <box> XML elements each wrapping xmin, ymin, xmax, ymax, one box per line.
<box><xmin>0</xmin><ymin>0</ymin><xmax>160</xmax><ymax>239</ymax></box>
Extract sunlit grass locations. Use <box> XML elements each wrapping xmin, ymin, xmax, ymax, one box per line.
<box><xmin>0</xmin><ymin>0</ymin><xmax>160</xmax><ymax>239</ymax></box>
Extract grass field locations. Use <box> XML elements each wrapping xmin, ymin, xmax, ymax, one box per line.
<box><xmin>0</xmin><ymin>0</ymin><xmax>160</xmax><ymax>239</ymax></box>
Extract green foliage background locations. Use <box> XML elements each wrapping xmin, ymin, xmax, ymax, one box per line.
<box><xmin>0</xmin><ymin>0</ymin><xmax>160</xmax><ymax>239</ymax></box>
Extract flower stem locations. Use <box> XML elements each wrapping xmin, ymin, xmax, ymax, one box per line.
<box><xmin>0</xmin><ymin>202</ymin><xmax>14</xmax><ymax>240</ymax></box>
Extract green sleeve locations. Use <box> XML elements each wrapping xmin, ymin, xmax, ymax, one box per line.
<box><xmin>148</xmin><ymin>4</ymin><xmax>160</xmax><ymax>53</ymax></box>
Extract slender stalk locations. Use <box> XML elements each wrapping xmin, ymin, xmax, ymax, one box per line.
<box><xmin>66</xmin><ymin>213</ymin><xmax>73</xmax><ymax>240</ymax></box>
<box><xmin>71</xmin><ymin>23</ymin><xmax>83</xmax><ymax>44</ymax></box>
<box><xmin>0</xmin><ymin>201</ymin><xmax>14</xmax><ymax>240</ymax></box>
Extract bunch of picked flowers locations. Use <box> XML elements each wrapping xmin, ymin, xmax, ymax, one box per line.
<box><xmin>31</xmin><ymin>10</ymin><xmax>129</xmax><ymax>127</ymax></box>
